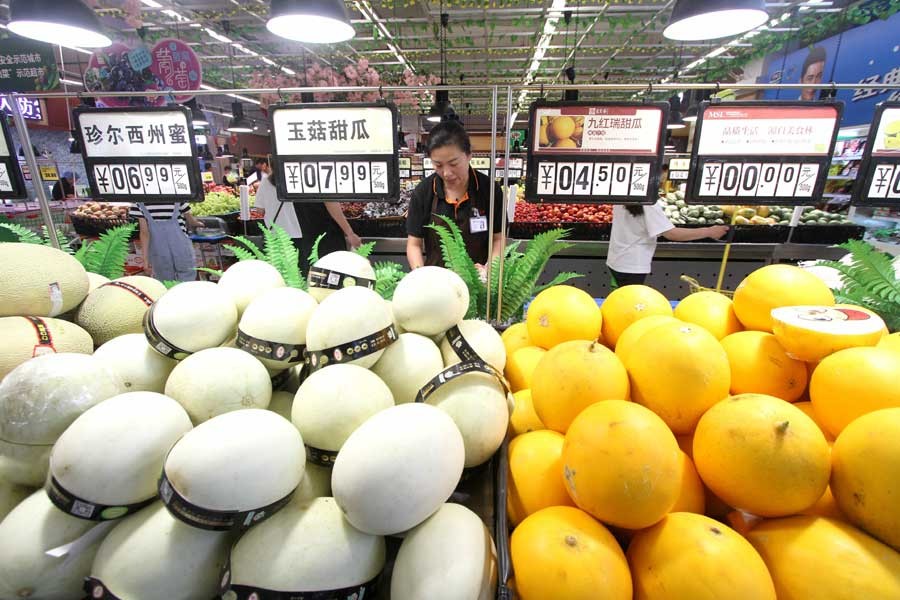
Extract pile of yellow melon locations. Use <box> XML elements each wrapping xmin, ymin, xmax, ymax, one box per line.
<box><xmin>503</xmin><ymin>264</ymin><xmax>900</xmax><ymax>600</ymax></box>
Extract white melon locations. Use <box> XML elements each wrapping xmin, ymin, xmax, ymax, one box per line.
<box><xmin>0</xmin><ymin>353</ymin><xmax>124</xmax><ymax>445</ymax></box>
<box><xmin>332</xmin><ymin>403</ymin><xmax>465</xmax><ymax>535</ymax></box>
<box><xmin>0</xmin><ymin>490</ymin><xmax>104</xmax><ymax>600</ymax></box>
<box><xmin>92</xmin><ymin>333</ymin><xmax>178</xmax><ymax>393</ymax></box>
<box><xmin>268</xmin><ymin>390</ymin><xmax>295</xmax><ymax>421</ymax></box>
<box><xmin>0</xmin><ymin>316</ymin><xmax>93</xmax><ymax>380</ymax></box>
<box><xmin>49</xmin><ymin>392</ymin><xmax>192</xmax><ymax>514</ymax></box>
<box><xmin>0</xmin><ymin>478</ymin><xmax>30</xmax><ymax>522</ymax></box>
<box><xmin>372</xmin><ymin>333</ymin><xmax>444</xmax><ymax>404</ymax></box>
<box><xmin>426</xmin><ymin>373</ymin><xmax>509</xmax><ymax>468</ymax></box>
<box><xmin>217</xmin><ymin>259</ymin><xmax>285</xmax><ymax>315</ymax></box>
<box><xmin>86</xmin><ymin>272</ymin><xmax>110</xmax><ymax>292</ymax></box>
<box><xmin>305</xmin><ymin>286</ymin><xmax>395</xmax><ymax>369</ymax></box>
<box><xmin>0</xmin><ymin>438</ymin><xmax>51</xmax><ymax>487</ymax></box>
<box><xmin>295</xmin><ymin>463</ymin><xmax>333</xmax><ymax>503</ymax></box>
<box><xmin>238</xmin><ymin>287</ymin><xmax>318</xmax><ymax>370</ymax></box>
<box><xmin>75</xmin><ymin>276</ymin><xmax>167</xmax><ymax>346</ymax></box>
<box><xmin>165</xmin><ymin>347</ymin><xmax>272</xmax><ymax>423</ymax></box>
<box><xmin>392</xmin><ymin>266</ymin><xmax>469</xmax><ymax>336</ymax></box>
<box><xmin>292</xmin><ymin>364</ymin><xmax>394</xmax><ymax>456</ymax></box>
<box><xmin>391</xmin><ymin>503</ymin><xmax>497</xmax><ymax>600</ymax></box>
<box><xmin>772</xmin><ymin>304</ymin><xmax>888</xmax><ymax>363</ymax></box>
<box><xmin>440</xmin><ymin>319</ymin><xmax>507</xmax><ymax>371</ymax></box>
<box><xmin>146</xmin><ymin>281</ymin><xmax>238</xmax><ymax>357</ymax></box>
<box><xmin>308</xmin><ymin>251</ymin><xmax>377</xmax><ymax>302</ymax></box>
<box><xmin>90</xmin><ymin>502</ymin><xmax>229</xmax><ymax>600</ymax></box>
<box><xmin>163</xmin><ymin>409</ymin><xmax>305</xmax><ymax>514</ymax></box>
<box><xmin>0</xmin><ymin>243</ymin><xmax>90</xmax><ymax>317</ymax></box>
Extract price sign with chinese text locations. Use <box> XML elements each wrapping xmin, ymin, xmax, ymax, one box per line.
<box><xmin>525</xmin><ymin>100</ymin><xmax>668</xmax><ymax>204</ymax></box>
<box><xmin>0</xmin><ymin>117</ymin><xmax>26</xmax><ymax>199</ymax></box>
<box><xmin>687</xmin><ymin>102</ymin><xmax>842</xmax><ymax>206</ymax></box>
<box><xmin>399</xmin><ymin>156</ymin><xmax>412</xmax><ymax>179</ymax></box>
<box><xmin>270</xmin><ymin>102</ymin><xmax>400</xmax><ymax>202</ymax></box>
<box><xmin>853</xmin><ymin>102</ymin><xmax>900</xmax><ymax>207</ymax></box>
<box><xmin>74</xmin><ymin>107</ymin><xmax>202</xmax><ymax>202</ymax></box>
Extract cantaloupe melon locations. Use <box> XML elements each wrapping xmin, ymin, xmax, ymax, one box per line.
<box><xmin>733</xmin><ymin>265</ymin><xmax>835</xmax><ymax>332</ymax></box>
<box><xmin>0</xmin><ymin>353</ymin><xmax>124</xmax><ymax>445</ymax></box>
<box><xmin>216</xmin><ymin>259</ymin><xmax>285</xmax><ymax>315</ymax></box>
<box><xmin>721</xmin><ymin>330</ymin><xmax>808</xmax><ymax>402</ymax></box>
<box><xmin>673</xmin><ymin>291</ymin><xmax>743</xmax><ymax>340</ymax></box>
<box><xmin>526</xmin><ymin>285</ymin><xmax>603</xmax><ymax>349</ymax></box>
<box><xmin>49</xmin><ymin>392</ymin><xmax>192</xmax><ymax>519</ymax></box>
<box><xmin>93</xmin><ymin>333</ymin><xmax>177</xmax><ymax>393</ymax></box>
<box><xmin>75</xmin><ymin>276</ymin><xmax>167</xmax><ymax>346</ymax></box>
<box><xmin>509</xmin><ymin>389</ymin><xmax>545</xmax><ymax>436</ymax></box>
<box><xmin>0</xmin><ymin>243</ymin><xmax>90</xmax><ymax>317</ymax></box>
<box><xmin>371</xmin><ymin>332</ymin><xmax>444</xmax><ymax>404</ymax></box>
<box><xmin>0</xmin><ymin>477</ymin><xmax>30</xmax><ymax>522</ymax></box>
<box><xmin>392</xmin><ymin>266</ymin><xmax>469</xmax><ymax>336</ymax></box>
<box><xmin>332</xmin><ymin>403</ymin><xmax>465</xmax><ymax>535</ymax></box>
<box><xmin>86</xmin><ymin>272</ymin><xmax>110</xmax><ymax>292</ymax></box>
<box><xmin>229</xmin><ymin>496</ymin><xmax>385</xmax><ymax>595</ymax></box>
<box><xmin>392</xmin><ymin>503</ymin><xmax>497</xmax><ymax>600</ymax></box>
<box><xmin>0</xmin><ymin>438</ymin><xmax>51</xmax><ymax>487</ymax></box>
<box><xmin>165</xmin><ymin>347</ymin><xmax>272</xmax><ymax>423</ymax></box>
<box><xmin>308</xmin><ymin>251</ymin><xmax>377</xmax><ymax>302</ymax></box>
<box><xmin>772</xmin><ymin>305</ymin><xmax>887</xmax><ymax>363</ymax></box>
<box><xmin>505</xmin><ymin>345</ymin><xmax>546</xmax><ymax>393</ymax></box>
<box><xmin>508</xmin><ymin>430</ymin><xmax>574</xmax><ymax>525</ymax></box>
<box><xmin>0</xmin><ymin>316</ymin><xmax>93</xmax><ymax>379</ymax></box>
<box><xmin>0</xmin><ymin>490</ymin><xmax>104</xmax><ymax>600</ymax></box>
<box><xmin>600</xmin><ymin>285</ymin><xmax>673</xmax><ymax>348</ymax></box>
<box><xmin>501</xmin><ymin>322</ymin><xmax>531</xmax><ymax>357</ymax></box>
<box><xmin>440</xmin><ymin>319</ymin><xmax>507</xmax><ymax>371</ymax></box>
<box><xmin>292</xmin><ymin>364</ymin><xmax>394</xmax><ymax>463</ymax></box>
<box><xmin>89</xmin><ymin>502</ymin><xmax>229</xmax><ymax>600</ymax></box>
<box><xmin>145</xmin><ymin>281</ymin><xmax>238</xmax><ymax>358</ymax></box>
<box><xmin>238</xmin><ymin>287</ymin><xmax>318</xmax><ymax>371</ymax></box>
<box><xmin>305</xmin><ymin>286</ymin><xmax>395</xmax><ymax>370</ymax></box>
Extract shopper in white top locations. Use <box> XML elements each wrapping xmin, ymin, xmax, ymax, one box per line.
<box><xmin>607</xmin><ymin>202</ymin><xmax>729</xmax><ymax>287</ymax></box>
<box><xmin>254</xmin><ymin>172</ymin><xmax>303</xmax><ymax>244</ymax></box>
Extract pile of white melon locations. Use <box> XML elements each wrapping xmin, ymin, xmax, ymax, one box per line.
<box><xmin>0</xmin><ymin>244</ymin><xmax>508</xmax><ymax>599</ymax></box>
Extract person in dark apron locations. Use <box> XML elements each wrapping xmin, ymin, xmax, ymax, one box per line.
<box><xmin>292</xmin><ymin>202</ymin><xmax>362</xmax><ymax>275</ymax></box>
<box><xmin>136</xmin><ymin>203</ymin><xmax>198</xmax><ymax>282</ymax></box>
<box><xmin>406</xmin><ymin>120</ymin><xmax>505</xmax><ymax>270</ymax></box>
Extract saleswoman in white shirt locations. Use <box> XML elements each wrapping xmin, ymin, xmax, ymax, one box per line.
<box><xmin>606</xmin><ymin>203</ymin><xmax>729</xmax><ymax>288</ymax></box>
<box><xmin>254</xmin><ymin>171</ymin><xmax>304</xmax><ymax>254</ymax></box>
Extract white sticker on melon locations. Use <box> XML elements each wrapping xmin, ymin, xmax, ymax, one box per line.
<box><xmin>75</xmin><ymin>275</ymin><xmax>167</xmax><ymax>346</ymax></box>
<box><xmin>148</xmin><ymin>281</ymin><xmax>238</xmax><ymax>354</ymax></box>
<box><xmin>772</xmin><ymin>305</ymin><xmax>888</xmax><ymax>363</ymax></box>
<box><xmin>305</xmin><ymin>286</ymin><xmax>394</xmax><ymax>369</ymax></box>
<box><xmin>440</xmin><ymin>319</ymin><xmax>507</xmax><ymax>371</ymax></box>
<box><xmin>0</xmin><ymin>243</ymin><xmax>89</xmax><ymax>318</ymax></box>
<box><xmin>308</xmin><ymin>251</ymin><xmax>377</xmax><ymax>302</ymax></box>
<box><xmin>217</xmin><ymin>260</ymin><xmax>285</xmax><ymax>316</ymax></box>
<box><xmin>93</xmin><ymin>333</ymin><xmax>178</xmax><ymax>394</ymax></box>
<box><xmin>392</xmin><ymin>266</ymin><xmax>469</xmax><ymax>336</ymax></box>
<box><xmin>0</xmin><ymin>316</ymin><xmax>93</xmax><ymax>380</ymax></box>
<box><xmin>239</xmin><ymin>286</ymin><xmax>318</xmax><ymax>370</ymax></box>
<box><xmin>372</xmin><ymin>333</ymin><xmax>445</xmax><ymax>404</ymax></box>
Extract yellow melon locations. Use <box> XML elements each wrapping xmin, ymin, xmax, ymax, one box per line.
<box><xmin>720</xmin><ymin>331</ymin><xmax>808</xmax><ymax>402</ymax></box>
<box><xmin>531</xmin><ymin>341</ymin><xmax>629</xmax><ymax>433</ymax></box>
<box><xmin>746</xmin><ymin>516</ymin><xmax>900</xmax><ymax>600</ymax></box>
<box><xmin>624</xmin><ymin>321</ymin><xmax>730</xmax><ymax>434</ymax></box>
<box><xmin>793</xmin><ymin>401</ymin><xmax>834</xmax><ymax>442</ymax></box>
<box><xmin>501</xmin><ymin>322</ymin><xmax>532</xmax><ymax>358</ymax></box>
<box><xmin>628</xmin><ymin>512</ymin><xmax>776</xmax><ymax>600</ymax></box>
<box><xmin>547</xmin><ymin>117</ymin><xmax>576</xmax><ymax>142</ymax></box>
<box><xmin>601</xmin><ymin>285</ymin><xmax>673</xmax><ymax>348</ymax></box>
<box><xmin>507</xmin><ymin>430</ymin><xmax>575</xmax><ymax>525</ymax></box>
<box><xmin>505</xmin><ymin>346</ymin><xmax>546</xmax><ymax>393</ymax></box>
<box><xmin>879</xmin><ymin>332</ymin><xmax>900</xmax><ymax>353</ymax></box>
<box><xmin>799</xmin><ymin>485</ymin><xmax>845</xmax><ymax>521</ymax></box>
<box><xmin>831</xmin><ymin>408</ymin><xmax>900</xmax><ymax>551</ymax></box>
<box><xmin>676</xmin><ymin>433</ymin><xmax>694</xmax><ymax>459</ymax></box>
<box><xmin>810</xmin><ymin>346</ymin><xmax>900</xmax><ymax>438</ymax></box>
<box><xmin>772</xmin><ymin>305</ymin><xmax>887</xmax><ymax>363</ymax></box>
<box><xmin>693</xmin><ymin>393</ymin><xmax>831</xmax><ymax>517</ymax></box>
<box><xmin>674</xmin><ymin>291</ymin><xmax>743</xmax><ymax>340</ymax></box>
<box><xmin>562</xmin><ymin>400</ymin><xmax>681</xmax><ymax>529</ymax></box>
<box><xmin>613</xmin><ymin>314</ymin><xmax>679</xmax><ymax>365</ymax></box>
<box><xmin>509</xmin><ymin>390</ymin><xmax>545</xmax><ymax>436</ymax></box>
<box><xmin>553</xmin><ymin>138</ymin><xmax>578</xmax><ymax>148</ymax></box>
<box><xmin>525</xmin><ymin>286</ymin><xmax>602</xmax><ymax>350</ymax></box>
<box><xmin>732</xmin><ymin>264</ymin><xmax>835</xmax><ymax>332</ymax></box>
<box><xmin>671</xmin><ymin>451</ymin><xmax>705</xmax><ymax>514</ymax></box>
<box><xmin>511</xmin><ymin>506</ymin><xmax>632</xmax><ymax>600</ymax></box>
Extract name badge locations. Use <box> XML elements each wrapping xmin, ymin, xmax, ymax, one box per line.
<box><xmin>470</xmin><ymin>216</ymin><xmax>488</xmax><ymax>233</ymax></box>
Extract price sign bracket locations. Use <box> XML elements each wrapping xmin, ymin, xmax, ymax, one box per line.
<box><xmin>852</xmin><ymin>101</ymin><xmax>900</xmax><ymax>207</ymax></box>
<box><xmin>0</xmin><ymin>116</ymin><xmax>27</xmax><ymax>199</ymax></box>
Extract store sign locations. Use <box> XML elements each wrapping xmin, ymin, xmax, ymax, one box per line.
<box><xmin>399</xmin><ymin>156</ymin><xmax>411</xmax><ymax>179</ymax></box>
<box><xmin>0</xmin><ymin>117</ymin><xmax>26</xmax><ymax>199</ymax></box>
<box><xmin>270</xmin><ymin>102</ymin><xmax>400</xmax><ymax>202</ymax></box>
<box><xmin>470</xmin><ymin>156</ymin><xmax>490</xmax><ymax>175</ymax></box>
<box><xmin>74</xmin><ymin>106</ymin><xmax>202</xmax><ymax>202</ymax></box>
<box><xmin>687</xmin><ymin>102</ymin><xmax>842</xmax><ymax>206</ymax></box>
<box><xmin>0</xmin><ymin>96</ymin><xmax>43</xmax><ymax>121</ymax></box>
<box><xmin>525</xmin><ymin>101</ymin><xmax>668</xmax><ymax>204</ymax></box>
<box><xmin>853</xmin><ymin>102</ymin><xmax>900</xmax><ymax>207</ymax></box>
<box><xmin>39</xmin><ymin>165</ymin><xmax>58</xmax><ymax>181</ymax></box>
<box><xmin>0</xmin><ymin>34</ymin><xmax>59</xmax><ymax>93</ymax></box>
<box><xmin>668</xmin><ymin>157</ymin><xmax>689</xmax><ymax>181</ymax></box>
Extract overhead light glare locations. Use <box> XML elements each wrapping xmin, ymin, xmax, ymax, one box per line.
<box><xmin>267</xmin><ymin>0</ymin><xmax>355</xmax><ymax>43</ymax></box>
<box><xmin>8</xmin><ymin>0</ymin><xmax>112</xmax><ymax>48</ymax></box>
<box><xmin>664</xmin><ymin>0</ymin><xmax>768</xmax><ymax>41</ymax></box>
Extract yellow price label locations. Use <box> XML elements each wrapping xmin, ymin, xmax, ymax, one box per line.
<box><xmin>202</xmin><ymin>171</ymin><xmax>214</xmax><ymax>183</ymax></box>
<box><xmin>39</xmin><ymin>165</ymin><xmax>59</xmax><ymax>181</ymax></box>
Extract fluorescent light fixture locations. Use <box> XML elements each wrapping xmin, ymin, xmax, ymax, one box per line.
<box><xmin>205</xmin><ymin>28</ymin><xmax>232</xmax><ymax>43</ymax></box>
<box><xmin>281</xmin><ymin>66</ymin><xmax>296</xmax><ymax>75</ymax></box>
<box><xmin>664</xmin><ymin>0</ymin><xmax>768</xmax><ymax>41</ymax></box>
<box><xmin>141</xmin><ymin>0</ymin><xmax>162</xmax><ymax>7</ymax></box>
<box><xmin>267</xmin><ymin>0</ymin><xmax>355</xmax><ymax>44</ymax></box>
<box><xmin>162</xmin><ymin>9</ymin><xmax>188</xmax><ymax>21</ymax></box>
<box><xmin>9</xmin><ymin>0</ymin><xmax>112</xmax><ymax>48</ymax></box>
<box><xmin>60</xmin><ymin>78</ymin><xmax>84</xmax><ymax>87</ymax></box>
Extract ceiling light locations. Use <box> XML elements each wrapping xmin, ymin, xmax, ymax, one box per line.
<box><xmin>267</xmin><ymin>0</ymin><xmax>355</xmax><ymax>44</ymax></box>
<box><xmin>141</xmin><ymin>0</ymin><xmax>162</xmax><ymax>7</ymax></box>
<box><xmin>227</xmin><ymin>101</ymin><xmax>254</xmax><ymax>133</ymax></box>
<box><xmin>186</xmin><ymin>99</ymin><xmax>208</xmax><ymax>127</ymax></box>
<box><xmin>8</xmin><ymin>0</ymin><xmax>112</xmax><ymax>48</ymax></box>
<box><xmin>427</xmin><ymin>89</ymin><xmax>453</xmax><ymax>123</ymax></box>
<box><xmin>664</xmin><ymin>0</ymin><xmax>768</xmax><ymax>41</ymax></box>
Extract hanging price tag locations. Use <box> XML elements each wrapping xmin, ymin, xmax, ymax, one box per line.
<box><xmin>853</xmin><ymin>102</ymin><xmax>900</xmax><ymax>207</ymax></box>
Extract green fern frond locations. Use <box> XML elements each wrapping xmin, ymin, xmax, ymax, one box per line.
<box><xmin>819</xmin><ymin>240</ymin><xmax>900</xmax><ymax>332</ymax></box>
<box><xmin>40</xmin><ymin>226</ymin><xmax>74</xmax><ymax>255</ymax></box>
<box><xmin>426</xmin><ymin>215</ymin><xmax>484</xmax><ymax>317</ymax></box>
<box><xmin>0</xmin><ymin>223</ymin><xmax>43</xmax><ymax>244</ymax></box>
<box><xmin>227</xmin><ymin>235</ymin><xmax>266</xmax><ymax>261</ymax></box>
<box><xmin>259</xmin><ymin>224</ymin><xmax>303</xmax><ymax>289</ymax></box>
<box><xmin>355</xmin><ymin>241</ymin><xmax>376</xmax><ymax>258</ymax></box>
<box><xmin>79</xmin><ymin>224</ymin><xmax>136</xmax><ymax>279</ymax></box>
<box><xmin>224</xmin><ymin>244</ymin><xmax>258</xmax><ymax>261</ymax></box>
<box><xmin>307</xmin><ymin>233</ymin><xmax>327</xmax><ymax>267</ymax></box>
<box><xmin>500</xmin><ymin>228</ymin><xmax>576</xmax><ymax>322</ymax></box>
<box><xmin>162</xmin><ymin>280</ymin><xmax>181</xmax><ymax>289</ymax></box>
<box><xmin>195</xmin><ymin>267</ymin><xmax>223</xmax><ymax>278</ymax></box>
<box><xmin>532</xmin><ymin>272</ymin><xmax>584</xmax><ymax>295</ymax></box>
<box><xmin>374</xmin><ymin>261</ymin><xmax>406</xmax><ymax>300</ymax></box>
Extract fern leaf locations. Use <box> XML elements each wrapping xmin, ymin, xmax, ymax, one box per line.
<box><xmin>374</xmin><ymin>261</ymin><xmax>406</xmax><ymax>300</ymax></box>
<box><xmin>270</xmin><ymin>225</ymin><xmax>304</xmax><ymax>289</ymax></box>
<box><xmin>162</xmin><ymin>280</ymin><xmax>181</xmax><ymax>289</ymax></box>
<box><xmin>224</xmin><ymin>244</ymin><xmax>258</xmax><ymax>261</ymax></box>
<box><xmin>426</xmin><ymin>215</ymin><xmax>484</xmax><ymax>317</ymax></box>
<box><xmin>307</xmin><ymin>233</ymin><xmax>327</xmax><ymax>266</ymax></box>
<box><xmin>0</xmin><ymin>223</ymin><xmax>43</xmax><ymax>244</ymax></box>
<box><xmin>532</xmin><ymin>272</ymin><xmax>584</xmax><ymax>296</ymax></box>
<box><xmin>227</xmin><ymin>235</ymin><xmax>266</xmax><ymax>261</ymax></box>
<box><xmin>82</xmin><ymin>224</ymin><xmax>136</xmax><ymax>279</ymax></box>
<box><xmin>195</xmin><ymin>267</ymin><xmax>223</xmax><ymax>278</ymax></box>
<box><xmin>355</xmin><ymin>241</ymin><xmax>376</xmax><ymax>258</ymax></box>
<box><xmin>74</xmin><ymin>239</ymin><xmax>93</xmax><ymax>264</ymax></box>
<box><xmin>500</xmin><ymin>228</ymin><xmax>578</xmax><ymax>323</ymax></box>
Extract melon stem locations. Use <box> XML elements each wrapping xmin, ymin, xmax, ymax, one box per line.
<box><xmin>775</xmin><ymin>420</ymin><xmax>790</xmax><ymax>435</ymax></box>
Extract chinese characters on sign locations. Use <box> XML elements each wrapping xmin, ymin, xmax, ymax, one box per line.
<box><xmin>0</xmin><ymin>117</ymin><xmax>26</xmax><ymax>199</ymax></box>
<box><xmin>0</xmin><ymin>96</ymin><xmax>42</xmax><ymax>121</ymax></box>
<box><xmin>853</xmin><ymin>103</ymin><xmax>900</xmax><ymax>207</ymax></box>
<box><xmin>0</xmin><ymin>36</ymin><xmax>58</xmax><ymax>93</ymax></box>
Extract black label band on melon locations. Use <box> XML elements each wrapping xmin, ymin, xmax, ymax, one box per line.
<box><xmin>415</xmin><ymin>359</ymin><xmax>510</xmax><ymax>404</ymax></box>
<box><xmin>222</xmin><ymin>575</ymin><xmax>379</xmax><ymax>600</ymax></box>
<box><xmin>45</xmin><ymin>475</ymin><xmax>155</xmax><ymax>521</ymax></box>
<box><xmin>84</xmin><ymin>577</ymin><xmax>124</xmax><ymax>600</ymax></box>
<box><xmin>24</xmin><ymin>316</ymin><xmax>56</xmax><ymax>356</ymax></box>
<box><xmin>158</xmin><ymin>470</ymin><xmax>295</xmax><ymax>532</ymax></box>
<box><xmin>143</xmin><ymin>304</ymin><xmax>192</xmax><ymax>361</ymax></box>
<box><xmin>445</xmin><ymin>325</ymin><xmax>484</xmax><ymax>363</ymax></box>
<box><xmin>103</xmin><ymin>280</ymin><xmax>154</xmax><ymax>306</ymax></box>
<box><xmin>237</xmin><ymin>328</ymin><xmax>305</xmax><ymax>364</ymax></box>
<box><xmin>305</xmin><ymin>445</ymin><xmax>338</xmax><ymax>468</ymax></box>
<box><xmin>308</xmin><ymin>266</ymin><xmax>376</xmax><ymax>292</ymax></box>
<box><xmin>304</xmin><ymin>324</ymin><xmax>398</xmax><ymax>373</ymax></box>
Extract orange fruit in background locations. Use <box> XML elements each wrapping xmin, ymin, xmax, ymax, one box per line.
<box><xmin>628</xmin><ymin>512</ymin><xmax>776</xmax><ymax>600</ymax></box>
<box><xmin>562</xmin><ymin>400</ymin><xmax>681</xmax><ymax>530</ymax></box>
<box><xmin>509</xmin><ymin>389</ymin><xmax>545</xmax><ymax>437</ymax></box>
<box><xmin>500</xmin><ymin>322</ymin><xmax>531</xmax><ymax>358</ymax></box>
<box><xmin>531</xmin><ymin>341</ymin><xmax>629</xmax><ymax>434</ymax></box>
<box><xmin>793</xmin><ymin>401</ymin><xmax>834</xmax><ymax>442</ymax></box>
<box><xmin>613</xmin><ymin>314</ymin><xmax>679</xmax><ymax>365</ymax></box>
<box><xmin>674</xmin><ymin>290</ymin><xmax>743</xmax><ymax>340</ymax></box>
<box><xmin>505</xmin><ymin>346</ymin><xmax>546</xmax><ymax>393</ymax></box>
<box><xmin>732</xmin><ymin>264</ymin><xmax>835</xmax><ymax>332</ymax></box>
<box><xmin>720</xmin><ymin>331</ymin><xmax>808</xmax><ymax>402</ymax></box>
<box><xmin>671</xmin><ymin>450</ymin><xmax>705</xmax><ymax>515</ymax></box>
<box><xmin>511</xmin><ymin>506</ymin><xmax>632</xmax><ymax>600</ymax></box>
<box><xmin>507</xmin><ymin>430</ymin><xmax>574</xmax><ymax>525</ymax></box>
<box><xmin>525</xmin><ymin>285</ymin><xmax>602</xmax><ymax>350</ymax></box>
<box><xmin>552</xmin><ymin>138</ymin><xmax>577</xmax><ymax>148</ymax></box>
<box><xmin>547</xmin><ymin>116</ymin><xmax>576</xmax><ymax>142</ymax></box>
<box><xmin>810</xmin><ymin>346</ymin><xmax>900</xmax><ymax>438</ymax></box>
<box><xmin>600</xmin><ymin>285</ymin><xmax>673</xmax><ymax>349</ymax></box>
<box><xmin>623</xmin><ymin>321</ymin><xmax>730</xmax><ymax>434</ymax></box>
<box><xmin>693</xmin><ymin>393</ymin><xmax>831</xmax><ymax>517</ymax></box>
<box><xmin>538</xmin><ymin>124</ymin><xmax>550</xmax><ymax>146</ymax></box>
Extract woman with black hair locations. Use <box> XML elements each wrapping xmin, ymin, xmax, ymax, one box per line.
<box><xmin>406</xmin><ymin>121</ymin><xmax>506</xmax><ymax>270</ymax></box>
<box><xmin>607</xmin><ymin>203</ymin><xmax>729</xmax><ymax>287</ymax></box>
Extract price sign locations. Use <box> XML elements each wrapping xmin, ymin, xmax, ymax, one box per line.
<box><xmin>0</xmin><ymin>117</ymin><xmax>26</xmax><ymax>199</ymax></box>
<box><xmin>270</xmin><ymin>102</ymin><xmax>400</xmax><ymax>202</ymax></box>
<box><xmin>853</xmin><ymin>102</ymin><xmax>900</xmax><ymax>207</ymax></box>
<box><xmin>74</xmin><ymin>106</ymin><xmax>202</xmax><ymax>202</ymax></box>
<box><xmin>398</xmin><ymin>156</ymin><xmax>412</xmax><ymax>179</ymax></box>
<box><xmin>39</xmin><ymin>165</ymin><xmax>59</xmax><ymax>181</ymax></box>
<box><xmin>687</xmin><ymin>101</ymin><xmax>842</xmax><ymax>206</ymax></box>
<box><xmin>470</xmin><ymin>156</ymin><xmax>491</xmax><ymax>175</ymax></box>
<box><xmin>525</xmin><ymin>100</ymin><xmax>668</xmax><ymax>204</ymax></box>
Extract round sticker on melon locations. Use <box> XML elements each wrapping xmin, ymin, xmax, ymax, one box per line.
<box><xmin>771</xmin><ymin>305</ymin><xmax>887</xmax><ymax>363</ymax></box>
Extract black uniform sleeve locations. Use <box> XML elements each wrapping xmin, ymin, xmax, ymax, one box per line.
<box><xmin>492</xmin><ymin>180</ymin><xmax>506</xmax><ymax>234</ymax></box>
<box><xmin>406</xmin><ymin>178</ymin><xmax>432</xmax><ymax>237</ymax></box>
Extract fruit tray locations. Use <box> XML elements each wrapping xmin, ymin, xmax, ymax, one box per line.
<box><xmin>349</xmin><ymin>216</ymin><xmax>407</xmax><ymax>238</ymax></box>
<box><xmin>509</xmin><ymin>221</ymin><xmax>611</xmax><ymax>241</ymax></box>
<box><xmin>671</xmin><ymin>224</ymin><xmax>792</xmax><ymax>244</ymax></box>
<box><xmin>790</xmin><ymin>224</ymin><xmax>866</xmax><ymax>245</ymax></box>
<box><xmin>69</xmin><ymin>213</ymin><xmax>138</xmax><ymax>240</ymax></box>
